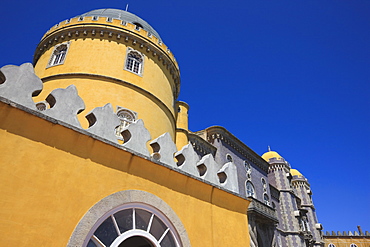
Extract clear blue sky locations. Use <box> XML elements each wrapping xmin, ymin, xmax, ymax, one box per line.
<box><xmin>1</xmin><ymin>0</ymin><xmax>369</xmax><ymax>233</ymax></box>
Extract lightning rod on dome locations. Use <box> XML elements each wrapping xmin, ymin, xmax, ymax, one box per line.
<box><xmin>125</xmin><ymin>4</ymin><xmax>129</xmax><ymax>12</ymax></box>
<box><xmin>268</xmin><ymin>146</ymin><xmax>271</xmax><ymax>151</ymax></box>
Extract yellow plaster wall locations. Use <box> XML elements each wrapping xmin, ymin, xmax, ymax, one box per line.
<box><xmin>32</xmin><ymin>76</ymin><xmax>175</xmax><ymax>141</ymax></box>
<box><xmin>175</xmin><ymin>129</ymin><xmax>189</xmax><ymax>151</ymax></box>
<box><xmin>175</xmin><ymin>101</ymin><xmax>189</xmax><ymax>131</ymax></box>
<box><xmin>34</xmin><ymin>25</ymin><xmax>178</xmax><ymax>139</ymax></box>
<box><xmin>0</xmin><ymin>103</ymin><xmax>250</xmax><ymax>247</ymax></box>
<box><xmin>175</xmin><ymin>101</ymin><xmax>189</xmax><ymax>149</ymax></box>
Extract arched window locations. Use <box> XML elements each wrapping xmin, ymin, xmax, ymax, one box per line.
<box><xmin>261</xmin><ymin>177</ymin><xmax>267</xmax><ymax>191</ymax></box>
<box><xmin>350</xmin><ymin>244</ymin><xmax>358</xmax><ymax>247</ymax></box>
<box><xmin>226</xmin><ymin>154</ymin><xmax>233</xmax><ymax>162</ymax></box>
<box><xmin>244</xmin><ymin>160</ymin><xmax>251</xmax><ymax>171</ymax></box>
<box><xmin>328</xmin><ymin>243</ymin><xmax>335</xmax><ymax>247</ymax></box>
<box><xmin>246</xmin><ymin>181</ymin><xmax>255</xmax><ymax>198</ymax></box>
<box><xmin>48</xmin><ymin>43</ymin><xmax>69</xmax><ymax>67</ymax></box>
<box><xmin>85</xmin><ymin>203</ymin><xmax>181</xmax><ymax>247</ymax></box>
<box><xmin>125</xmin><ymin>49</ymin><xmax>143</xmax><ymax>75</ymax></box>
<box><xmin>115</xmin><ymin>107</ymin><xmax>137</xmax><ymax>140</ymax></box>
<box><xmin>263</xmin><ymin>193</ymin><xmax>270</xmax><ymax>206</ymax></box>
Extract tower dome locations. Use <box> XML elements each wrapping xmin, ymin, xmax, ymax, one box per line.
<box><xmin>262</xmin><ymin>150</ymin><xmax>283</xmax><ymax>162</ymax></box>
<box><xmin>33</xmin><ymin>9</ymin><xmax>181</xmax><ymax>141</ymax></box>
<box><xmin>290</xmin><ymin>169</ymin><xmax>304</xmax><ymax>178</ymax></box>
<box><xmin>76</xmin><ymin>9</ymin><xmax>162</xmax><ymax>40</ymax></box>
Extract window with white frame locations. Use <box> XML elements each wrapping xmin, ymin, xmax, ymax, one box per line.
<box><xmin>244</xmin><ymin>160</ymin><xmax>251</xmax><ymax>171</ymax></box>
<box><xmin>328</xmin><ymin>243</ymin><xmax>335</xmax><ymax>247</ymax></box>
<box><xmin>246</xmin><ymin>181</ymin><xmax>255</xmax><ymax>198</ymax></box>
<box><xmin>263</xmin><ymin>193</ymin><xmax>270</xmax><ymax>206</ymax></box>
<box><xmin>226</xmin><ymin>154</ymin><xmax>233</xmax><ymax>162</ymax></box>
<box><xmin>125</xmin><ymin>48</ymin><xmax>143</xmax><ymax>75</ymax></box>
<box><xmin>261</xmin><ymin>177</ymin><xmax>267</xmax><ymax>191</ymax></box>
<box><xmin>48</xmin><ymin>42</ymin><xmax>69</xmax><ymax>67</ymax></box>
<box><xmin>350</xmin><ymin>244</ymin><xmax>358</xmax><ymax>247</ymax></box>
<box><xmin>85</xmin><ymin>203</ymin><xmax>181</xmax><ymax>247</ymax></box>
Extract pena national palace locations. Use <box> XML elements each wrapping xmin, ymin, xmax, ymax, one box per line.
<box><xmin>0</xmin><ymin>8</ymin><xmax>368</xmax><ymax>247</ymax></box>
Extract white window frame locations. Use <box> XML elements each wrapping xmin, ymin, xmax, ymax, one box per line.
<box><xmin>263</xmin><ymin>193</ymin><xmax>270</xmax><ymax>206</ymax></box>
<box><xmin>226</xmin><ymin>154</ymin><xmax>233</xmax><ymax>162</ymax></box>
<box><xmin>124</xmin><ymin>48</ymin><xmax>144</xmax><ymax>76</ymax></box>
<box><xmin>244</xmin><ymin>160</ymin><xmax>251</xmax><ymax>171</ymax></box>
<box><xmin>246</xmin><ymin>181</ymin><xmax>255</xmax><ymax>198</ymax></box>
<box><xmin>47</xmin><ymin>42</ymin><xmax>70</xmax><ymax>68</ymax></box>
<box><xmin>83</xmin><ymin>203</ymin><xmax>181</xmax><ymax>247</ymax></box>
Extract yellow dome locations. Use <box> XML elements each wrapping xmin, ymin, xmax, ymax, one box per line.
<box><xmin>290</xmin><ymin>169</ymin><xmax>303</xmax><ymax>178</ymax></box>
<box><xmin>262</xmin><ymin>151</ymin><xmax>283</xmax><ymax>162</ymax></box>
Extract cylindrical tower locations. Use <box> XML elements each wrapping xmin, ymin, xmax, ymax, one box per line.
<box><xmin>291</xmin><ymin>169</ymin><xmax>324</xmax><ymax>247</ymax></box>
<box><xmin>175</xmin><ymin>101</ymin><xmax>189</xmax><ymax>150</ymax></box>
<box><xmin>33</xmin><ymin>9</ymin><xmax>181</xmax><ymax>140</ymax></box>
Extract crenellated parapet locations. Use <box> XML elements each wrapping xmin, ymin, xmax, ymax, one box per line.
<box><xmin>0</xmin><ymin>63</ymin><xmax>239</xmax><ymax>195</ymax></box>
<box><xmin>324</xmin><ymin>231</ymin><xmax>370</xmax><ymax>236</ymax></box>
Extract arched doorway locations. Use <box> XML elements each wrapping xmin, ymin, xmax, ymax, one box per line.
<box><xmin>119</xmin><ymin>236</ymin><xmax>154</xmax><ymax>247</ymax></box>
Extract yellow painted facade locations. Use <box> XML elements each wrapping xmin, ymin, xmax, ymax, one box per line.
<box><xmin>0</xmin><ymin>9</ymin><xmax>252</xmax><ymax>246</ymax></box>
<box><xmin>324</xmin><ymin>236</ymin><xmax>370</xmax><ymax>247</ymax></box>
<box><xmin>175</xmin><ymin>101</ymin><xmax>190</xmax><ymax>150</ymax></box>
<box><xmin>0</xmin><ymin>102</ymin><xmax>250</xmax><ymax>246</ymax></box>
<box><xmin>33</xmin><ymin>16</ymin><xmax>180</xmax><ymax>141</ymax></box>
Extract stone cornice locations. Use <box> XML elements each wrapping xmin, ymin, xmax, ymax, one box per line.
<box><xmin>203</xmin><ymin>126</ymin><xmax>270</xmax><ymax>173</ymax></box>
<box><xmin>248</xmin><ymin>198</ymin><xmax>278</xmax><ymax>223</ymax></box>
<box><xmin>188</xmin><ymin>132</ymin><xmax>217</xmax><ymax>157</ymax></box>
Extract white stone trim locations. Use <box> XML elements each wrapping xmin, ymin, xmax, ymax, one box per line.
<box><xmin>124</xmin><ymin>47</ymin><xmax>144</xmax><ymax>76</ymax></box>
<box><xmin>47</xmin><ymin>41</ymin><xmax>70</xmax><ymax>68</ymax></box>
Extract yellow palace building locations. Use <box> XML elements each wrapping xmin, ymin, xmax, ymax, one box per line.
<box><xmin>1</xmin><ymin>8</ymin><xmax>369</xmax><ymax>247</ymax></box>
<box><xmin>0</xmin><ymin>9</ymin><xmax>250</xmax><ymax>247</ymax></box>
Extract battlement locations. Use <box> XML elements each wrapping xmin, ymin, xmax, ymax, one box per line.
<box><xmin>0</xmin><ymin>63</ymin><xmax>240</xmax><ymax>196</ymax></box>
<box><xmin>324</xmin><ymin>231</ymin><xmax>370</xmax><ymax>237</ymax></box>
<box><xmin>39</xmin><ymin>16</ymin><xmax>178</xmax><ymax>68</ymax></box>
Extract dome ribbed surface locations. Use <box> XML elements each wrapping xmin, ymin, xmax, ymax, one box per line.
<box><xmin>77</xmin><ymin>9</ymin><xmax>162</xmax><ymax>40</ymax></box>
<box><xmin>261</xmin><ymin>151</ymin><xmax>283</xmax><ymax>162</ymax></box>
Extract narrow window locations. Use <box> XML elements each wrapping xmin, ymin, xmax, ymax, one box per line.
<box><xmin>125</xmin><ymin>49</ymin><xmax>143</xmax><ymax>75</ymax></box>
<box><xmin>263</xmin><ymin>193</ymin><xmax>270</xmax><ymax>206</ymax></box>
<box><xmin>244</xmin><ymin>160</ymin><xmax>251</xmax><ymax>170</ymax></box>
<box><xmin>226</xmin><ymin>154</ymin><xmax>233</xmax><ymax>162</ymax></box>
<box><xmin>261</xmin><ymin>178</ymin><xmax>266</xmax><ymax>188</ymax></box>
<box><xmin>246</xmin><ymin>181</ymin><xmax>255</xmax><ymax>198</ymax></box>
<box><xmin>48</xmin><ymin>43</ymin><xmax>69</xmax><ymax>67</ymax></box>
<box><xmin>133</xmin><ymin>22</ymin><xmax>143</xmax><ymax>30</ymax></box>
